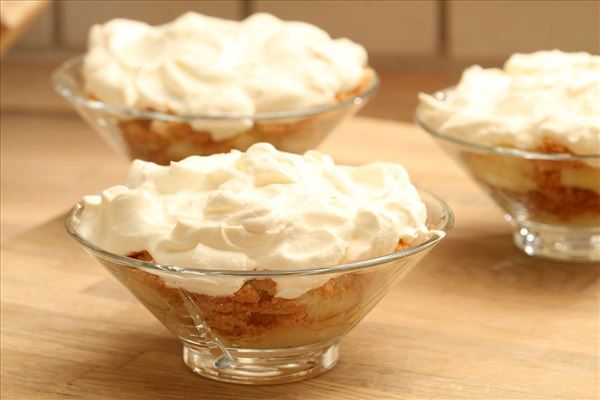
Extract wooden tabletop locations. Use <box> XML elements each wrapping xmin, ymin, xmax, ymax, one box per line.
<box><xmin>1</xmin><ymin>117</ymin><xmax>598</xmax><ymax>399</ymax></box>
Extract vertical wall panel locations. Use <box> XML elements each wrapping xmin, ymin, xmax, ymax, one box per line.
<box><xmin>253</xmin><ymin>1</ymin><xmax>440</xmax><ymax>59</ymax></box>
<box><xmin>448</xmin><ymin>0</ymin><xmax>600</xmax><ymax>60</ymax></box>
<box><xmin>6</xmin><ymin>0</ymin><xmax>598</xmax><ymax>67</ymax></box>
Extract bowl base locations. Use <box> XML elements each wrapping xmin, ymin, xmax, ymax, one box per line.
<box><xmin>182</xmin><ymin>340</ymin><xmax>339</xmax><ymax>385</ymax></box>
<box><xmin>510</xmin><ymin>217</ymin><xmax>600</xmax><ymax>263</ymax></box>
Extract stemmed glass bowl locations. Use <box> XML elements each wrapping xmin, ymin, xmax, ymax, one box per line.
<box><xmin>66</xmin><ymin>189</ymin><xmax>452</xmax><ymax>385</ymax></box>
<box><xmin>416</xmin><ymin>91</ymin><xmax>600</xmax><ymax>263</ymax></box>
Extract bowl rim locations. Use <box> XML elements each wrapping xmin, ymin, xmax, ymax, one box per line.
<box><xmin>65</xmin><ymin>188</ymin><xmax>453</xmax><ymax>277</ymax></box>
<box><xmin>52</xmin><ymin>55</ymin><xmax>380</xmax><ymax>122</ymax></box>
<box><xmin>415</xmin><ymin>90</ymin><xmax>600</xmax><ymax>161</ymax></box>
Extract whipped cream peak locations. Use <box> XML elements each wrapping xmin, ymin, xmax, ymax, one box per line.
<box><xmin>75</xmin><ymin>143</ymin><xmax>429</xmax><ymax>298</ymax></box>
<box><xmin>418</xmin><ymin>50</ymin><xmax>600</xmax><ymax>157</ymax></box>
<box><xmin>83</xmin><ymin>12</ymin><xmax>368</xmax><ymax>141</ymax></box>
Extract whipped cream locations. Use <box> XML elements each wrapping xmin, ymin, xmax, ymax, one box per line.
<box><xmin>418</xmin><ymin>50</ymin><xmax>600</xmax><ymax>158</ymax></box>
<box><xmin>83</xmin><ymin>12</ymin><xmax>368</xmax><ymax>141</ymax></box>
<box><xmin>74</xmin><ymin>143</ymin><xmax>429</xmax><ymax>298</ymax></box>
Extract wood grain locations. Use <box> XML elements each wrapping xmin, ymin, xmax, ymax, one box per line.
<box><xmin>0</xmin><ymin>113</ymin><xmax>128</xmax><ymax>240</ymax></box>
<box><xmin>1</xmin><ymin>118</ymin><xmax>599</xmax><ymax>399</ymax></box>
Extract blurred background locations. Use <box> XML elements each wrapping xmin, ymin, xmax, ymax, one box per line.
<box><xmin>3</xmin><ymin>0</ymin><xmax>599</xmax><ymax>119</ymax></box>
<box><xmin>1</xmin><ymin>0</ymin><xmax>599</xmax><ymax>239</ymax></box>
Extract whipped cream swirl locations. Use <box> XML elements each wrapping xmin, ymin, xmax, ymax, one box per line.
<box><xmin>74</xmin><ymin>143</ymin><xmax>429</xmax><ymax>298</ymax></box>
<box><xmin>83</xmin><ymin>12</ymin><xmax>368</xmax><ymax>141</ymax></box>
<box><xmin>418</xmin><ymin>50</ymin><xmax>600</xmax><ymax>157</ymax></box>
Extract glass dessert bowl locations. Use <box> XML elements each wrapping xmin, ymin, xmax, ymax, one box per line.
<box><xmin>416</xmin><ymin>95</ymin><xmax>599</xmax><ymax>263</ymax></box>
<box><xmin>417</xmin><ymin>51</ymin><xmax>600</xmax><ymax>263</ymax></box>
<box><xmin>52</xmin><ymin>56</ymin><xmax>378</xmax><ymax>165</ymax></box>
<box><xmin>66</xmin><ymin>189</ymin><xmax>451</xmax><ymax>385</ymax></box>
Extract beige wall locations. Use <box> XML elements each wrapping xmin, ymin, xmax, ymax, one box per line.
<box><xmin>11</xmin><ymin>0</ymin><xmax>600</xmax><ymax>67</ymax></box>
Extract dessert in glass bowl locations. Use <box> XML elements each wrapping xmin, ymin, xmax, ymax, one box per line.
<box><xmin>417</xmin><ymin>50</ymin><xmax>599</xmax><ymax>262</ymax></box>
<box><xmin>66</xmin><ymin>143</ymin><xmax>452</xmax><ymax>384</ymax></box>
<box><xmin>53</xmin><ymin>12</ymin><xmax>378</xmax><ymax>165</ymax></box>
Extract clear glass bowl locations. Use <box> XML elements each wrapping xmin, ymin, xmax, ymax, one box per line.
<box><xmin>65</xmin><ymin>190</ymin><xmax>452</xmax><ymax>385</ymax></box>
<box><xmin>52</xmin><ymin>56</ymin><xmax>379</xmax><ymax>165</ymax></box>
<box><xmin>416</xmin><ymin>92</ymin><xmax>600</xmax><ymax>263</ymax></box>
